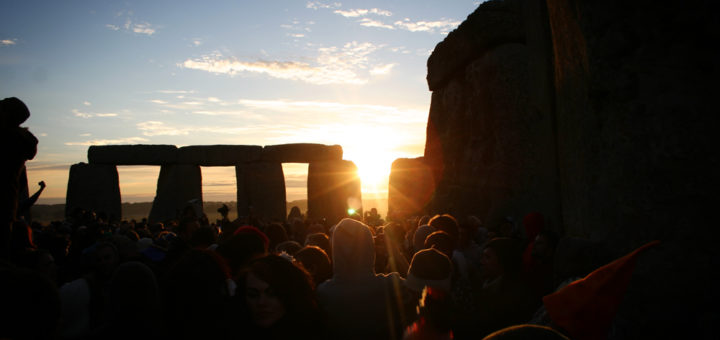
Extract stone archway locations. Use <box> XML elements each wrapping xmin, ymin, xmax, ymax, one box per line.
<box><xmin>65</xmin><ymin>143</ymin><xmax>361</xmax><ymax>225</ymax></box>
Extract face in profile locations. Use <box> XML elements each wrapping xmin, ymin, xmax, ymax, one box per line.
<box><xmin>245</xmin><ymin>272</ymin><xmax>286</xmax><ymax>328</ymax></box>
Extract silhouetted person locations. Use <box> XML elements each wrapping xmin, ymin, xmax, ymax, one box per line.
<box><xmin>1</xmin><ymin>97</ymin><xmax>38</xmax><ymax>260</ymax></box>
<box><xmin>0</xmin><ymin>267</ymin><xmax>61</xmax><ymax>340</ymax></box>
<box><xmin>317</xmin><ymin>218</ymin><xmax>406</xmax><ymax>340</ymax></box>
<box><xmin>294</xmin><ymin>245</ymin><xmax>332</xmax><ymax>287</ymax></box>
<box><xmin>238</xmin><ymin>254</ymin><xmax>323</xmax><ymax>339</ymax></box>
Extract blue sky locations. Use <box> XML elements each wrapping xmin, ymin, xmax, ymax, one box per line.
<box><xmin>1</xmin><ymin>0</ymin><xmax>480</xmax><ymax>205</ymax></box>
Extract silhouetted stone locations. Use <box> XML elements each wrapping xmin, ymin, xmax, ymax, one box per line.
<box><xmin>88</xmin><ymin>145</ymin><xmax>178</xmax><ymax>165</ymax></box>
<box><xmin>65</xmin><ymin>163</ymin><xmax>121</xmax><ymax>221</ymax></box>
<box><xmin>261</xmin><ymin>144</ymin><xmax>343</xmax><ymax>163</ymax></box>
<box><xmin>307</xmin><ymin>160</ymin><xmax>361</xmax><ymax>226</ymax></box>
<box><xmin>235</xmin><ymin>162</ymin><xmax>286</xmax><ymax>222</ymax></box>
<box><xmin>426</xmin><ymin>0</ymin><xmax>525</xmax><ymax>91</ymax></box>
<box><xmin>177</xmin><ymin>145</ymin><xmax>262</xmax><ymax>166</ymax></box>
<box><xmin>148</xmin><ymin>164</ymin><xmax>202</xmax><ymax>223</ymax></box>
<box><xmin>1</xmin><ymin>97</ymin><xmax>38</xmax><ymax>259</ymax></box>
<box><xmin>424</xmin><ymin>0</ymin><xmax>719</xmax><ymax>336</ymax></box>
<box><xmin>425</xmin><ymin>40</ymin><xmax>559</xmax><ymax>227</ymax></box>
<box><xmin>388</xmin><ymin>157</ymin><xmax>434</xmax><ymax>220</ymax></box>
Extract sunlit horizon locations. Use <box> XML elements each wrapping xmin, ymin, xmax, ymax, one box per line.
<box><xmin>5</xmin><ymin>0</ymin><xmax>481</xmax><ymax>212</ymax></box>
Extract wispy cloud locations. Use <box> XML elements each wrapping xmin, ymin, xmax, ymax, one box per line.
<box><xmin>156</xmin><ymin>90</ymin><xmax>195</xmax><ymax>94</ymax></box>
<box><xmin>65</xmin><ymin>137</ymin><xmax>149</xmax><ymax>146</ymax></box>
<box><xmin>358</xmin><ymin>18</ymin><xmax>395</xmax><ymax>29</ymax></box>
<box><xmin>1</xmin><ymin>39</ymin><xmax>17</xmax><ymax>46</ymax></box>
<box><xmin>107</xmin><ymin>11</ymin><xmax>157</xmax><ymax>36</ymax></box>
<box><xmin>306</xmin><ymin>1</ymin><xmax>341</xmax><ymax>10</ymax></box>
<box><xmin>370</xmin><ymin>63</ymin><xmax>395</xmax><ymax>75</ymax></box>
<box><xmin>180</xmin><ymin>41</ymin><xmax>388</xmax><ymax>85</ymax></box>
<box><xmin>137</xmin><ymin>121</ymin><xmax>189</xmax><ymax>136</ymax></box>
<box><xmin>334</xmin><ymin>8</ymin><xmax>392</xmax><ymax>17</ymax></box>
<box><xmin>136</xmin><ymin>120</ymin><xmax>258</xmax><ymax>136</ymax></box>
<box><xmin>393</xmin><ymin>18</ymin><xmax>460</xmax><ymax>34</ymax></box>
<box><xmin>72</xmin><ymin>109</ymin><xmax>118</xmax><ymax>118</ymax></box>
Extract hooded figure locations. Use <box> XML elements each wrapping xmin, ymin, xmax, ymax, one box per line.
<box><xmin>317</xmin><ymin>218</ymin><xmax>406</xmax><ymax>339</ymax></box>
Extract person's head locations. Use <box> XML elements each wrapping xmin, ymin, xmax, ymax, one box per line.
<box><xmin>406</xmin><ymin>248</ymin><xmax>453</xmax><ymax>293</ymax></box>
<box><xmin>481</xmin><ymin>237</ymin><xmax>522</xmax><ymax>280</ymax></box>
<box><xmin>217</xmin><ymin>229</ymin><xmax>267</xmax><ymax>276</ymax></box>
<box><xmin>383</xmin><ymin>222</ymin><xmax>405</xmax><ymax>247</ymax></box>
<box><xmin>522</xmin><ymin>212</ymin><xmax>545</xmax><ymax>241</ymax></box>
<box><xmin>428</xmin><ymin>214</ymin><xmax>459</xmax><ymax>248</ymax></box>
<box><xmin>176</xmin><ymin>218</ymin><xmax>200</xmax><ymax>241</ymax></box>
<box><xmin>92</xmin><ymin>241</ymin><xmax>119</xmax><ymax>278</ymax></box>
<box><xmin>413</xmin><ymin>225</ymin><xmax>435</xmax><ymax>254</ymax></box>
<box><xmin>482</xmin><ymin>324</ymin><xmax>569</xmax><ymax>340</ymax></box>
<box><xmin>264</xmin><ymin>223</ymin><xmax>288</xmax><ymax>251</ymax></box>
<box><xmin>294</xmin><ymin>246</ymin><xmax>332</xmax><ymax>287</ymax></box>
<box><xmin>532</xmin><ymin>230</ymin><xmax>559</xmax><ymax>263</ymax></box>
<box><xmin>424</xmin><ymin>231</ymin><xmax>454</xmax><ymax>259</ymax></box>
<box><xmin>331</xmin><ymin>218</ymin><xmax>376</xmax><ymax>279</ymax></box>
<box><xmin>242</xmin><ymin>255</ymin><xmax>317</xmax><ymax>329</ymax></box>
<box><xmin>304</xmin><ymin>232</ymin><xmax>331</xmax><ymax>257</ymax></box>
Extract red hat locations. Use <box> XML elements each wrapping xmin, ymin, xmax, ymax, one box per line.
<box><xmin>543</xmin><ymin>240</ymin><xmax>660</xmax><ymax>340</ymax></box>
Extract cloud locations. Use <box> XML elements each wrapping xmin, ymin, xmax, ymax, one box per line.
<box><xmin>180</xmin><ymin>41</ymin><xmax>386</xmax><ymax>85</ymax></box>
<box><xmin>83</xmin><ymin>101</ymin><xmax>92</xmax><ymax>106</ymax></box>
<box><xmin>191</xmin><ymin>38</ymin><xmax>202</xmax><ymax>46</ymax></box>
<box><xmin>306</xmin><ymin>1</ymin><xmax>341</xmax><ymax>10</ymax></box>
<box><xmin>370</xmin><ymin>63</ymin><xmax>395</xmax><ymax>75</ymax></box>
<box><xmin>289</xmin><ymin>33</ymin><xmax>305</xmax><ymax>38</ymax></box>
<box><xmin>72</xmin><ymin>109</ymin><xmax>118</xmax><ymax>118</ymax></box>
<box><xmin>107</xmin><ymin>12</ymin><xmax>157</xmax><ymax>36</ymax></box>
<box><xmin>334</xmin><ymin>8</ymin><xmax>392</xmax><ymax>17</ymax></box>
<box><xmin>1</xmin><ymin>39</ymin><xmax>17</xmax><ymax>46</ymax></box>
<box><xmin>393</xmin><ymin>18</ymin><xmax>461</xmax><ymax>34</ymax></box>
<box><xmin>137</xmin><ymin>121</ymin><xmax>189</xmax><ymax>136</ymax></box>
<box><xmin>65</xmin><ymin>137</ymin><xmax>149</xmax><ymax>146</ymax></box>
<box><xmin>131</xmin><ymin>23</ymin><xmax>155</xmax><ymax>35</ymax></box>
<box><xmin>358</xmin><ymin>18</ymin><xmax>394</xmax><ymax>29</ymax></box>
<box><xmin>156</xmin><ymin>90</ymin><xmax>195</xmax><ymax>94</ymax></box>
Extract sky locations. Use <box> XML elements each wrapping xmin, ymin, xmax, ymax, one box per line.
<box><xmin>1</xmin><ymin>0</ymin><xmax>480</xmax><ymax>208</ymax></box>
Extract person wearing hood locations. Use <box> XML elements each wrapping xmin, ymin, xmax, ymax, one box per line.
<box><xmin>316</xmin><ymin>218</ymin><xmax>407</xmax><ymax>339</ymax></box>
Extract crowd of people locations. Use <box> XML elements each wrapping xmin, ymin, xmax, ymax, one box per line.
<box><xmin>1</xmin><ymin>203</ymin><xmax>580</xmax><ymax>340</ymax></box>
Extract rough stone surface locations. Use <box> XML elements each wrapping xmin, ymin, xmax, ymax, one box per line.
<box><xmin>235</xmin><ymin>162</ymin><xmax>286</xmax><ymax>223</ymax></box>
<box><xmin>307</xmin><ymin>160</ymin><xmax>361</xmax><ymax>226</ymax></box>
<box><xmin>546</xmin><ymin>0</ymin><xmax>719</xmax><ymax>336</ymax></box>
<box><xmin>148</xmin><ymin>164</ymin><xmax>202</xmax><ymax>223</ymax></box>
<box><xmin>88</xmin><ymin>145</ymin><xmax>178</xmax><ymax>165</ymax></box>
<box><xmin>65</xmin><ymin>163</ymin><xmax>121</xmax><ymax>221</ymax></box>
<box><xmin>176</xmin><ymin>145</ymin><xmax>262</xmax><ymax>166</ymax></box>
<box><xmin>261</xmin><ymin>143</ymin><xmax>343</xmax><ymax>163</ymax></box>
<box><xmin>425</xmin><ymin>42</ymin><xmax>559</xmax><ymax>229</ymax></box>
<box><xmin>426</xmin><ymin>0</ymin><xmax>525</xmax><ymax>91</ymax></box>
<box><xmin>387</xmin><ymin>157</ymin><xmax>434</xmax><ymax>220</ymax></box>
<box><xmin>423</xmin><ymin>0</ymin><xmax>719</xmax><ymax>336</ymax></box>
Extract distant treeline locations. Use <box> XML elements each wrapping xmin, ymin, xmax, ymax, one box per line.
<box><xmin>30</xmin><ymin>200</ymin><xmax>309</xmax><ymax>225</ymax></box>
<box><xmin>30</xmin><ymin>198</ymin><xmax>388</xmax><ymax>225</ymax></box>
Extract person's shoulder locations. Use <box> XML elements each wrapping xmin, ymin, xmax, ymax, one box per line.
<box><xmin>378</xmin><ymin>271</ymin><xmax>406</xmax><ymax>284</ymax></box>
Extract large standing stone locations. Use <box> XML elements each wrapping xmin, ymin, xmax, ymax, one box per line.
<box><xmin>148</xmin><ymin>164</ymin><xmax>202</xmax><ymax>223</ymax></box>
<box><xmin>177</xmin><ymin>145</ymin><xmax>262</xmax><ymax>166</ymax></box>
<box><xmin>545</xmin><ymin>0</ymin><xmax>719</xmax><ymax>336</ymax></box>
<box><xmin>388</xmin><ymin>157</ymin><xmax>434</xmax><ymax>220</ymax></box>
<box><xmin>425</xmin><ymin>41</ymin><xmax>559</xmax><ymax>227</ymax></box>
<box><xmin>65</xmin><ymin>163</ymin><xmax>121</xmax><ymax>221</ymax></box>
<box><xmin>88</xmin><ymin>145</ymin><xmax>178</xmax><ymax>165</ymax></box>
<box><xmin>307</xmin><ymin>160</ymin><xmax>361</xmax><ymax>226</ymax></box>
<box><xmin>235</xmin><ymin>162</ymin><xmax>286</xmax><ymax>223</ymax></box>
<box><xmin>261</xmin><ymin>144</ymin><xmax>343</xmax><ymax>163</ymax></box>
